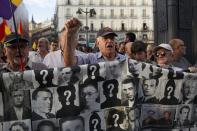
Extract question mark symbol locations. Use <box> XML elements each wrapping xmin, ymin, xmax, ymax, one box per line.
<box><xmin>90</xmin><ymin>65</ymin><xmax>97</xmax><ymax>79</ymax></box>
<box><xmin>92</xmin><ymin>119</ymin><xmax>98</xmax><ymax>131</ymax></box>
<box><xmin>113</xmin><ymin>114</ymin><xmax>119</xmax><ymax>127</ymax></box>
<box><xmin>108</xmin><ymin>84</ymin><xmax>115</xmax><ymax>97</ymax></box>
<box><xmin>40</xmin><ymin>70</ymin><xmax>48</xmax><ymax>84</ymax></box>
<box><xmin>64</xmin><ymin>90</ymin><xmax>71</xmax><ymax>105</ymax></box>
<box><xmin>167</xmin><ymin>86</ymin><xmax>173</xmax><ymax>99</ymax></box>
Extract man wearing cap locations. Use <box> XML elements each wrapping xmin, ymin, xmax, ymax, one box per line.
<box><xmin>153</xmin><ymin>43</ymin><xmax>182</xmax><ymax>71</ymax></box>
<box><xmin>0</xmin><ymin>33</ymin><xmax>47</xmax><ymax>73</ymax></box>
<box><xmin>86</xmin><ymin>27</ymin><xmax>125</xmax><ymax>64</ymax></box>
<box><xmin>43</xmin><ymin>18</ymin><xmax>125</xmax><ymax>68</ymax></box>
<box><xmin>154</xmin><ymin>43</ymin><xmax>197</xmax><ymax>72</ymax></box>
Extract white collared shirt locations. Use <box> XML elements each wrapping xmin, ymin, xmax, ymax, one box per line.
<box><xmin>43</xmin><ymin>50</ymin><xmax>89</xmax><ymax>68</ymax></box>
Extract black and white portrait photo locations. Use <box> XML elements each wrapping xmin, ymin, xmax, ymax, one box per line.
<box><xmin>181</xmin><ymin>78</ymin><xmax>197</xmax><ymax>104</ymax></box>
<box><xmin>190</xmin><ymin>127</ymin><xmax>197</xmax><ymax>131</ymax></box>
<box><xmin>56</xmin><ymin>85</ymin><xmax>80</xmax><ymax>118</ymax></box>
<box><xmin>4</xmin><ymin>90</ymin><xmax>31</xmax><ymax>121</ymax></box>
<box><xmin>139</xmin><ymin>78</ymin><xmax>159</xmax><ymax>104</ymax></box>
<box><xmin>159</xmin><ymin>79</ymin><xmax>180</xmax><ymax>105</ymax></box>
<box><xmin>105</xmin><ymin>107</ymin><xmax>129</xmax><ymax>131</ymax></box>
<box><xmin>31</xmin><ymin>88</ymin><xmax>55</xmax><ymax>121</ymax></box>
<box><xmin>2</xmin><ymin>71</ymin><xmax>33</xmax><ymax>92</ymax></box>
<box><xmin>100</xmin><ymin>79</ymin><xmax>121</xmax><ymax>109</ymax></box>
<box><xmin>0</xmin><ymin>92</ymin><xmax>3</xmax><ymax>122</ymax></box>
<box><xmin>192</xmin><ymin>104</ymin><xmax>197</xmax><ymax>126</ymax></box>
<box><xmin>32</xmin><ymin>68</ymin><xmax>58</xmax><ymax>88</ymax></box>
<box><xmin>3</xmin><ymin>119</ymin><xmax>31</xmax><ymax>131</ymax></box>
<box><xmin>83</xmin><ymin>63</ymin><xmax>105</xmax><ymax>82</ymax></box>
<box><xmin>127</xmin><ymin>59</ymin><xmax>139</xmax><ymax>78</ymax></box>
<box><xmin>126</xmin><ymin>108</ymin><xmax>135</xmax><ymax>131</ymax></box>
<box><xmin>105</xmin><ymin>61</ymin><xmax>122</xmax><ymax>80</ymax></box>
<box><xmin>32</xmin><ymin>118</ymin><xmax>58</xmax><ymax>131</ymax></box>
<box><xmin>58</xmin><ymin>66</ymin><xmax>82</xmax><ymax>86</ymax></box>
<box><xmin>0</xmin><ymin>122</ymin><xmax>2</xmax><ymax>131</ymax></box>
<box><xmin>121</xmin><ymin>77</ymin><xmax>138</xmax><ymax>107</ymax></box>
<box><xmin>88</xmin><ymin>111</ymin><xmax>105</xmax><ymax>131</ymax></box>
<box><xmin>59</xmin><ymin>116</ymin><xmax>85</xmax><ymax>131</ymax></box>
<box><xmin>175</xmin><ymin>105</ymin><xmax>192</xmax><ymax>127</ymax></box>
<box><xmin>79</xmin><ymin>79</ymin><xmax>101</xmax><ymax>116</ymax></box>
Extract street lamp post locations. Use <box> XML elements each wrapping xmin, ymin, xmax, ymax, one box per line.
<box><xmin>76</xmin><ymin>8</ymin><xmax>96</xmax><ymax>47</ymax></box>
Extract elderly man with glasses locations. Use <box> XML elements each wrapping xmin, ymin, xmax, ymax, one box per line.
<box><xmin>153</xmin><ymin>43</ymin><xmax>197</xmax><ymax>73</ymax></box>
<box><xmin>0</xmin><ymin>33</ymin><xmax>47</xmax><ymax>73</ymax></box>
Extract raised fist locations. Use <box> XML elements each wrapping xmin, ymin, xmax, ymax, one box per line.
<box><xmin>63</xmin><ymin>17</ymin><xmax>82</xmax><ymax>35</ymax></box>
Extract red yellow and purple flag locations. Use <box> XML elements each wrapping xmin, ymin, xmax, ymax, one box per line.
<box><xmin>17</xmin><ymin>19</ymin><xmax>23</xmax><ymax>35</ymax></box>
<box><xmin>0</xmin><ymin>0</ymin><xmax>22</xmax><ymax>20</ymax></box>
<box><xmin>0</xmin><ymin>19</ymin><xmax>11</xmax><ymax>42</ymax></box>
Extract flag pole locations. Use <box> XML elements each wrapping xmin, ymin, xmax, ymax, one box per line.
<box><xmin>8</xmin><ymin>0</ymin><xmax>25</xmax><ymax>71</ymax></box>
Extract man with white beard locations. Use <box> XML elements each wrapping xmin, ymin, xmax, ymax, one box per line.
<box><xmin>0</xmin><ymin>33</ymin><xmax>46</xmax><ymax>73</ymax></box>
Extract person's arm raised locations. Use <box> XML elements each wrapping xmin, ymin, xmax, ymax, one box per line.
<box><xmin>60</xmin><ymin>18</ymin><xmax>82</xmax><ymax>67</ymax></box>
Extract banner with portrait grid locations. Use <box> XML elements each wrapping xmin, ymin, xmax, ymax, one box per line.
<box><xmin>0</xmin><ymin>59</ymin><xmax>197</xmax><ymax>131</ymax></box>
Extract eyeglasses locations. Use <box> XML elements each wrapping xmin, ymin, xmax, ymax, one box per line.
<box><xmin>155</xmin><ymin>51</ymin><xmax>169</xmax><ymax>58</ymax></box>
<box><xmin>81</xmin><ymin>92</ymin><xmax>97</xmax><ymax>97</ymax></box>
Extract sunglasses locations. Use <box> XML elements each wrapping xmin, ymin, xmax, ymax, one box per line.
<box><xmin>155</xmin><ymin>51</ymin><xmax>169</xmax><ymax>57</ymax></box>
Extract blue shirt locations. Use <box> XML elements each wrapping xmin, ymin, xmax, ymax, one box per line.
<box><xmin>87</xmin><ymin>52</ymin><xmax>126</xmax><ymax>64</ymax></box>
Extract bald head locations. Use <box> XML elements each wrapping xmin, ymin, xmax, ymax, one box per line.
<box><xmin>169</xmin><ymin>38</ymin><xmax>186</xmax><ymax>59</ymax></box>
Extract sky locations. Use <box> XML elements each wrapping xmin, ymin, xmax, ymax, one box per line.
<box><xmin>23</xmin><ymin>0</ymin><xmax>56</xmax><ymax>23</ymax></box>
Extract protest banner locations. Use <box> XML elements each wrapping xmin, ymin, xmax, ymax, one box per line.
<box><xmin>0</xmin><ymin>59</ymin><xmax>197</xmax><ymax>131</ymax></box>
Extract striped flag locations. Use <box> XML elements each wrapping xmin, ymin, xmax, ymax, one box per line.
<box><xmin>0</xmin><ymin>0</ymin><xmax>22</xmax><ymax>20</ymax></box>
<box><xmin>0</xmin><ymin>19</ymin><xmax>11</xmax><ymax>42</ymax></box>
<box><xmin>18</xmin><ymin>20</ymin><xmax>23</xmax><ymax>35</ymax></box>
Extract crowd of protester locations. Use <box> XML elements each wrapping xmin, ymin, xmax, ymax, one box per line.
<box><xmin>0</xmin><ymin>17</ymin><xmax>197</xmax><ymax>73</ymax></box>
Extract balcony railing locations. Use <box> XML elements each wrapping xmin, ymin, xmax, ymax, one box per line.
<box><xmin>79</xmin><ymin>2</ymin><xmax>84</xmax><ymax>5</ymax></box>
<box><xmin>65</xmin><ymin>14</ymin><xmax>72</xmax><ymax>17</ymax></box>
<box><xmin>119</xmin><ymin>2</ymin><xmax>125</xmax><ymax>6</ymax></box>
<box><xmin>141</xmin><ymin>2</ymin><xmax>149</xmax><ymax>6</ymax></box>
<box><xmin>99</xmin><ymin>15</ymin><xmax>106</xmax><ymax>19</ymax></box>
<box><xmin>99</xmin><ymin>2</ymin><xmax>105</xmax><ymax>5</ymax></box>
<box><xmin>130</xmin><ymin>2</ymin><xmax>136</xmax><ymax>6</ymax></box>
<box><xmin>142</xmin><ymin>15</ymin><xmax>150</xmax><ymax>19</ymax></box>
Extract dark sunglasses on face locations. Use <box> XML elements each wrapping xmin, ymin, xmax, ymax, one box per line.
<box><xmin>155</xmin><ymin>51</ymin><xmax>169</xmax><ymax>57</ymax></box>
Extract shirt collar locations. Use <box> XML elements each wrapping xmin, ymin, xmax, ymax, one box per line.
<box><xmin>60</xmin><ymin>49</ymin><xmax>78</xmax><ymax>57</ymax></box>
<box><xmin>2</xmin><ymin>60</ymin><xmax>31</xmax><ymax>72</ymax></box>
<box><xmin>96</xmin><ymin>52</ymin><xmax>122</xmax><ymax>60</ymax></box>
